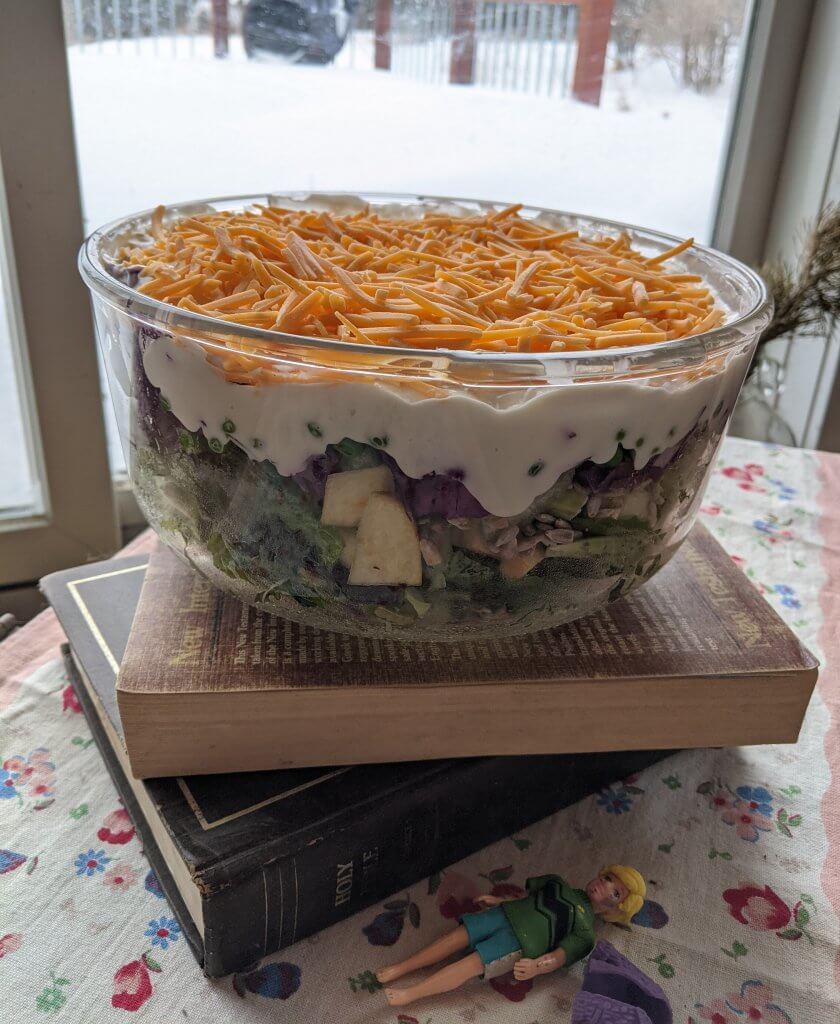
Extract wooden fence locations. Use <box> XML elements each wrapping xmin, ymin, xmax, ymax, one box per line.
<box><xmin>64</xmin><ymin>0</ymin><xmax>613</xmax><ymax>105</ymax></box>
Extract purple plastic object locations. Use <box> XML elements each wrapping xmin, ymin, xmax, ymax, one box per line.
<box><xmin>571</xmin><ymin>990</ymin><xmax>653</xmax><ymax>1024</ymax></box>
<box><xmin>571</xmin><ymin>941</ymin><xmax>672</xmax><ymax>1024</ymax></box>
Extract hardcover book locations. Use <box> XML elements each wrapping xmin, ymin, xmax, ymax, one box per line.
<box><xmin>45</xmin><ymin>557</ymin><xmax>671</xmax><ymax>978</ymax></box>
<box><xmin>114</xmin><ymin>525</ymin><xmax>815</xmax><ymax>777</ymax></box>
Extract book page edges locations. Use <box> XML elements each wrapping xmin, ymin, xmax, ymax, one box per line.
<box><xmin>119</xmin><ymin>667</ymin><xmax>818</xmax><ymax>778</ymax></box>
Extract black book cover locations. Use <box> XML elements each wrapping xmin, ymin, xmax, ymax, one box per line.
<box><xmin>44</xmin><ymin>556</ymin><xmax>672</xmax><ymax>977</ymax></box>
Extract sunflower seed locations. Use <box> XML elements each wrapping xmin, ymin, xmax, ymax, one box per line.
<box><xmin>545</xmin><ymin>528</ymin><xmax>575</xmax><ymax>544</ymax></box>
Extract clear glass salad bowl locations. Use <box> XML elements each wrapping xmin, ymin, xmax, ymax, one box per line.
<box><xmin>80</xmin><ymin>192</ymin><xmax>771</xmax><ymax>640</ymax></box>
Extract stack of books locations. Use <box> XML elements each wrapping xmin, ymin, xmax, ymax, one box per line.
<box><xmin>42</xmin><ymin>524</ymin><xmax>817</xmax><ymax>978</ymax></box>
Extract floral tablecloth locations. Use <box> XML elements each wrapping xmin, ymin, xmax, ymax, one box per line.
<box><xmin>2</xmin><ymin>437</ymin><xmax>840</xmax><ymax>1024</ymax></box>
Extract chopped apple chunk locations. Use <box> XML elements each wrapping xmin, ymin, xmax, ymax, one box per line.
<box><xmin>349</xmin><ymin>494</ymin><xmax>423</xmax><ymax>586</ymax></box>
<box><xmin>320</xmin><ymin>466</ymin><xmax>394</xmax><ymax>527</ymax></box>
<box><xmin>338</xmin><ymin>527</ymin><xmax>357</xmax><ymax>569</ymax></box>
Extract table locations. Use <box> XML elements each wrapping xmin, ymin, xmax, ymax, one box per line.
<box><xmin>2</xmin><ymin>437</ymin><xmax>839</xmax><ymax>1023</ymax></box>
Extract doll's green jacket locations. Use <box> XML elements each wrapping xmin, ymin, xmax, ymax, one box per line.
<box><xmin>501</xmin><ymin>874</ymin><xmax>595</xmax><ymax>965</ymax></box>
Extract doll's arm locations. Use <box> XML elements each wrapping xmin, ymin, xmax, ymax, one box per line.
<box><xmin>513</xmin><ymin>950</ymin><xmax>566</xmax><ymax>981</ymax></box>
<box><xmin>473</xmin><ymin>894</ymin><xmax>518</xmax><ymax>908</ymax></box>
<box><xmin>535</xmin><ymin>949</ymin><xmax>567</xmax><ymax>973</ymax></box>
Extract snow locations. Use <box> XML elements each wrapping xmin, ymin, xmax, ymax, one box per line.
<box><xmin>1</xmin><ymin>32</ymin><xmax>741</xmax><ymax>507</ymax></box>
<box><xmin>67</xmin><ymin>34</ymin><xmax>737</xmax><ymax>239</ymax></box>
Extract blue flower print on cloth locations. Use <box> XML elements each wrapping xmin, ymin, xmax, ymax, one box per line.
<box><xmin>145</xmin><ymin>917</ymin><xmax>181</xmax><ymax>951</ymax></box>
<box><xmin>74</xmin><ymin>849</ymin><xmax>110</xmax><ymax>876</ymax></box>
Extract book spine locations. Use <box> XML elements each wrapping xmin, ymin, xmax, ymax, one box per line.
<box><xmin>200</xmin><ymin>748</ymin><xmax>668</xmax><ymax>977</ymax></box>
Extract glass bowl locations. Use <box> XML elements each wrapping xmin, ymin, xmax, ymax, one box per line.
<box><xmin>80</xmin><ymin>192</ymin><xmax>771</xmax><ymax>640</ymax></box>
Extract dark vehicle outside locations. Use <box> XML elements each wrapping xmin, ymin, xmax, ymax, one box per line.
<box><xmin>243</xmin><ymin>0</ymin><xmax>358</xmax><ymax>63</ymax></box>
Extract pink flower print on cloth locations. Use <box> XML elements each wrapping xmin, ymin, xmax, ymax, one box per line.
<box><xmin>707</xmin><ymin>789</ymin><xmax>733</xmax><ymax>812</ymax></box>
<box><xmin>435</xmin><ymin>870</ymin><xmax>482</xmax><ymax>920</ymax></box>
<box><xmin>98</xmin><ymin>807</ymin><xmax>136</xmax><ymax>845</ymax></box>
<box><xmin>726</xmin><ymin>981</ymin><xmax>794</xmax><ymax>1023</ymax></box>
<box><xmin>61</xmin><ymin>685</ymin><xmax>82</xmax><ymax>714</ymax></box>
<box><xmin>694</xmin><ymin>998</ymin><xmax>738</xmax><ymax>1024</ymax></box>
<box><xmin>103</xmin><ymin>863</ymin><xmax>139</xmax><ymax>893</ymax></box>
<box><xmin>721</xmin><ymin>464</ymin><xmax>766</xmax><ymax>493</ymax></box>
<box><xmin>0</xmin><ymin>934</ymin><xmax>23</xmax><ymax>959</ymax></box>
<box><xmin>2</xmin><ymin>748</ymin><xmax>55</xmax><ymax>802</ymax></box>
<box><xmin>112</xmin><ymin>959</ymin><xmax>154</xmax><ymax>1012</ymax></box>
<box><xmin>723</xmin><ymin>884</ymin><xmax>790</xmax><ymax>930</ymax></box>
<box><xmin>721</xmin><ymin>799</ymin><xmax>773</xmax><ymax>842</ymax></box>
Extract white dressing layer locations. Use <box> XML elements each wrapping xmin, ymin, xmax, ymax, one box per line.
<box><xmin>142</xmin><ymin>335</ymin><xmax>749</xmax><ymax>517</ymax></box>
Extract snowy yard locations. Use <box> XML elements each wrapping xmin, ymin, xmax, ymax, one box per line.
<box><xmin>2</xmin><ymin>32</ymin><xmax>741</xmax><ymax>508</ymax></box>
<box><xmin>67</xmin><ymin>34</ymin><xmax>737</xmax><ymax>239</ymax></box>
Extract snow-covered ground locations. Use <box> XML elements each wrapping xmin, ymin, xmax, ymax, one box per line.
<box><xmin>1</xmin><ymin>31</ymin><xmax>742</xmax><ymax>507</ymax></box>
<box><xmin>68</xmin><ymin>33</ymin><xmax>737</xmax><ymax>237</ymax></box>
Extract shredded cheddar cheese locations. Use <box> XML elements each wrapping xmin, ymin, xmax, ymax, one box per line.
<box><xmin>119</xmin><ymin>203</ymin><xmax>725</xmax><ymax>375</ymax></box>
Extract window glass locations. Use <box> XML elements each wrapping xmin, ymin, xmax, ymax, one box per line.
<box><xmin>63</xmin><ymin>0</ymin><xmax>750</xmax><ymax>473</ymax></box>
<box><xmin>0</xmin><ymin>197</ymin><xmax>41</xmax><ymax>517</ymax></box>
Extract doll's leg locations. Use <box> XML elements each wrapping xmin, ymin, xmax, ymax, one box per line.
<box><xmin>384</xmin><ymin>951</ymin><xmax>484</xmax><ymax>1006</ymax></box>
<box><xmin>376</xmin><ymin>925</ymin><xmax>471</xmax><ymax>984</ymax></box>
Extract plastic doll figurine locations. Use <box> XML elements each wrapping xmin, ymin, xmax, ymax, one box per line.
<box><xmin>377</xmin><ymin>865</ymin><xmax>645</xmax><ymax>1007</ymax></box>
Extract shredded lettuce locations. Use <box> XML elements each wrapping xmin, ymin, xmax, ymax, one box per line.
<box><xmin>269</xmin><ymin>473</ymin><xmax>343</xmax><ymax>567</ymax></box>
<box><xmin>443</xmin><ymin>550</ymin><xmax>498</xmax><ymax>590</ymax></box>
<box><xmin>528</xmin><ymin>471</ymin><xmax>587</xmax><ymax>521</ymax></box>
<box><xmin>335</xmin><ymin>438</ymin><xmax>381</xmax><ymax>471</ymax></box>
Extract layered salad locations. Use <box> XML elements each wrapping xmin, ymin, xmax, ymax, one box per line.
<box><xmin>102</xmin><ymin>198</ymin><xmax>754</xmax><ymax>638</ymax></box>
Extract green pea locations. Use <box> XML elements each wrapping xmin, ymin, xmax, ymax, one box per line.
<box><xmin>222</xmin><ymin>418</ymin><xmax>236</xmax><ymax>434</ymax></box>
<box><xmin>307</xmin><ymin>422</ymin><xmax>323</xmax><ymax>438</ymax></box>
<box><xmin>369</xmin><ymin>435</ymin><xmax>389</xmax><ymax>448</ymax></box>
<box><xmin>209</xmin><ymin>437</ymin><xmax>224</xmax><ymax>453</ymax></box>
<box><xmin>616</xmin><ymin>428</ymin><xmax>626</xmax><ymax>442</ymax></box>
<box><xmin>179</xmin><ymin>431</ymin><xmax>197</xmax><ymax>454</ymax></box>
<box><xmin>528</xmin><ymin>460</ymin><xmax>545</xmax><ymax>477</ymax></box>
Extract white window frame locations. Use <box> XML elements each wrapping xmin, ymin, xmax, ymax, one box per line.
<box><xmin>0</xmin><ymin>0</ymin><xmax>837</xmax><ymax>591</ymax></box>
<box><xmin>0</xmin><ymin>1</ymin><xmax>117</xmax><ymax>586</ymax></box>
<box><xmin>712</xmin><ymin>0</ymin><xmax>840</xmax><ymax>452</ymax></box>
<box><xmin>757</xmin><ymin>0</ymin><xmax>840</xmax><ymax>452</ymax></box>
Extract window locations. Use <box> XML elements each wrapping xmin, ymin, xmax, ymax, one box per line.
<box><xmin>0</xmin><ymin>207</ymin><xmax>41</xmax><ymax>518</ymax></box>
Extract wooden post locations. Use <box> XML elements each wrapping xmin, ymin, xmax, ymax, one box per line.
<box><xmin>572</xmin><ymin>0</ymin><xmax>613</xmax><ymax>105</ymax></box>
<box><xmin>374</xmin><ymin>0</ymin><xmax>392</xmax><ymax>71</ymax></box>
<box><xmin>450</xmin><ymin>0</ymin><xmax>477</xmax><ymax>85</ymax></box>
<box><xmin>212</xmin><ymin>0</ymin><xmax>229</xmax><ymax>58</ymax></box>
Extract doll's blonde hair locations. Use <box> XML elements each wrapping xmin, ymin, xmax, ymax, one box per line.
<box><xmin>600</xmin><ymin>864</ymin><xmax>646</xmax><ymax>926</ymax></box>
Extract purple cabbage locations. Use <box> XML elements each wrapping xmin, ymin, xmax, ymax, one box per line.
<box><xmin>574</xmin><ymin>422</ymin><xmax>704</xmax><ymax>495</ymax></box>
<box><xmin>292</xmin><ymin>449</ymin><xmax>340</xmax><ymax>499</ymax></box>
<box><xmin>134</xmin><ymin>326</ymin><xmax>182</xmax><ymax>450</ymax></box>
<box><xmin>103</xmin><ymin>253</ymin><xmax>142</xmax><ymax>288</ymax></box>
<box><xmin>289</xmin><ymin>445</ymin><xmax>488</xmax><ymax>517</ymax></box>
<box><xmin>383</xmin><ymin>455</ymin><xmax>488</xmax><ymax>518</ymax></box>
